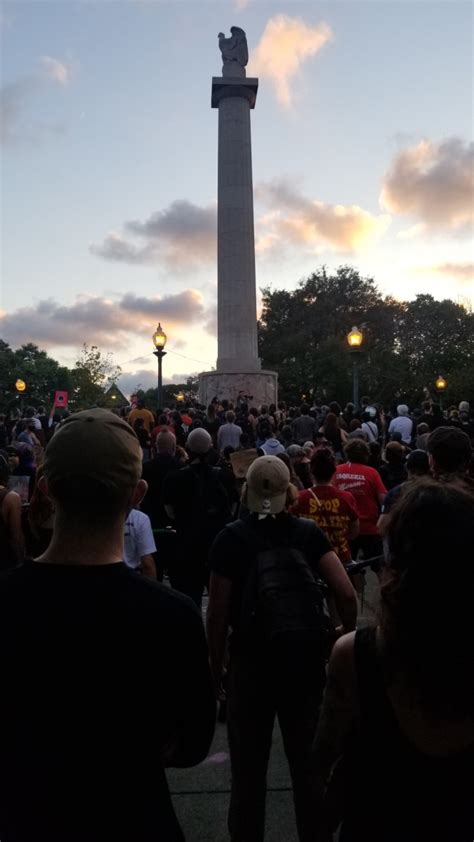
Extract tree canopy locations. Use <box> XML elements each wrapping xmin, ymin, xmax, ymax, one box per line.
<box><xmin>0</xmin><ymin>342</ymin><xmax>73</xmax><ymax>413</ymax></box>
<box><xmin>0</xmin><ymin>342</ymin><xmax>121</xmax><ymax>413</ymax></box>
<box><xmin>258</xmin><ymin>266</ymin><xmax>474</xmax><ymax>407</ymax></box>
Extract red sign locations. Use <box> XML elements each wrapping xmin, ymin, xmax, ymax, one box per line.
<box><xmin>53</xmin><ymin>390</ymin><xmax>69</xmax><ymax>409</ymax></box>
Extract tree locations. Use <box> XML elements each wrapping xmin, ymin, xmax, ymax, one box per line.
<box><xmin>70</xmin><ymin>345</ymin><xmax>121</xmax><ymax>410</ymax></box>
<box><xmin>258</xmin><ymin>266</ymin><xmax>474</xmax><ymax>407</ymax></box>
<box><xmin>0</xmin><ymin>342</ymin><xmax>72</xmax><ymax>412</ymax></box>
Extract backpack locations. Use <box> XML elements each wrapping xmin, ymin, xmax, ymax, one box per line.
<box><xmin>226</xmin><ymin>517</ymin><xmax>330</xmax><ymax>650</ymax></box>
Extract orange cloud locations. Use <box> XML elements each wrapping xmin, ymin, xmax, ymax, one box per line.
<box><xmin>41</xmin><ymin>56</ymin><xmax>70</xmax><ymax>86</ymax></box>
<box><xmin>250</xmin><ymin>15</ymin><xmax>333</xmax><ymax>106</ymax></box>
<box><xmin>257</xmin><ymin>181</ymin><xmax>390</xmax><ymax>253</ymax></box>
<box><xmin>381</xmin><ymin>137</ymin><xmax>473</xmax><ymax>231</ymax></box>
<box><xmin>427</xmin><ymin>262</ymin><xmax>474</xmax><ymax>283</ymax></box>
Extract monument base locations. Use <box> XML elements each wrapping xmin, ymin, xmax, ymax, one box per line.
<box><xmin>199</xmin><ymin>370</ymin><xmax>278</xmax><ymax>408</ymax></box>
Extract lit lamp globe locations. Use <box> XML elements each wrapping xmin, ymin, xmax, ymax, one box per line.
<box><xmin>176</xmin><ymin>391</ymin><xmax>185</xmax><ymax>403</ymax></box>
<box><xmin>435</xmin><ymin>376</ymin><xmax>447</xmax><ymax>392</ymax></box>
<box><xmin>347</xmin><ymin>326</ymin><xmax>363</xmax><ymax>349</ymax></box>
<box><xmin>153</xmin><ymin>324</ymin><xmax>167</xmax><ymax>351</ymax></box>
<box><xmin>15</xmin><ymin>378</ymin><xmax>26</xmax><ymax>393</ymax></box>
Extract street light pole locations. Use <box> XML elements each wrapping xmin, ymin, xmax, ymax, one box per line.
<box><xmin>152</xmin><ymin>323</ymin><xmax>167</xmax><ymax>410</ymax></box>
<box><xmin>352</xmin><ymin>355</ymin><xmax>360</xmax><ymax>408</ymax></box>
<box><xmin>435</xmin><ymin>375</ymin><xmax>447</xmax><ymax>411</ymax></box>
<box><xmin>347</xmin><ymin>326</ymin><xmax>364</xmax><ymax>410</ymax></box>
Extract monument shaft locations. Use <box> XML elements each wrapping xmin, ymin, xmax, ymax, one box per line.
<box><xmin>198</xmin><ymin>31</ymin><xmax>277</xmax><ymax>407</ymax></box>
<box><xmin>217</xmin><ymin>91</ymin><xmax>260</xmax><ymax>372</ymax></box>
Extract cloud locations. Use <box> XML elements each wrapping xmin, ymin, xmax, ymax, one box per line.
<box><xmin>0</xmin><ymin>290</ymin><xmax>205</xmax><ymax>350</ymax></box>
<box><xmin>250</xmin><ymin>15</ymin><xmax>333</xmax><ymax>106</ymax></box>
<box><xmin>1</xmin><ymin>57</ymin><xmax>71</xmax><ymax>146</ymax></box>
<box><xmin>257</xmin><ymin>180</ymin><xmax>390</xmax><ymax>253</ymax></box>
<box><xmin>120</xmin><ymin>289</ymin><xmax>205</xmax><ymax>321</ymax></box>
<box><xmin>0</xmin><ymin>77</ymin><xmax>39</xmax><ymax>145</ymax></box>
<box><xmin>234</xmin><ymin>0</ymin><xmax>251</xmax><ymax>9</ymax></box>
<box><xmin>380</xmin><ymin>138</ymin><xmax>474</xmax><ymax>231</ymax></box>
<box><xmin>90</xmin><ymin>199</ymin><xmax>216</xmax><ymax>269</ymax></box>
<box><xmin>41</xmin><ymin>56</ymin><xmax>70</xmax><ymax>86</ymax></box>
<box><xmin>118</xmin><ymin>369</ymin><xmax>195</xmax><ymax>396</ymax></box>
<box><xmin>427</xmin><ymin>262</ymin><xmax>474</xmax><ymax>283</ymax></box>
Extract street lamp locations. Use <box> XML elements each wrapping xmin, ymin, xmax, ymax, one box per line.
<box><xmin>347</xmin><ymin>326</ymin><xmax>363</xmax><ymax>407</ymax></box>
<box><xmin>435</xmin><ymin>375</ymin><xmax>447</xmax><ymax>409</ymax></box>
<box><xmin>152</xmin><ymin>323</ymin><xmax>167</xmax><ymax>409</ymax></box>
<box><xmin>15</xmin><ymin>379</ymin><xmax>26</xmax><ymax>393</ymax></box>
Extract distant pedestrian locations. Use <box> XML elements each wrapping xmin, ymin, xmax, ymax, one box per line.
<box><xmin>217</xmin><ymin>411</ymin><xmax>242</xmax><ymax>452</ymax></box>
<box><xmin>388</xmin><ymin>404</ymin><xmax>413</xmax><ymax>445</ymax></box>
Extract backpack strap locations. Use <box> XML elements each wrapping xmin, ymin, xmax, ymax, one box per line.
<box><xmin>308</xmin><ymin>487</ymin><xmax>321</xmax><ymax>507</ymax></box>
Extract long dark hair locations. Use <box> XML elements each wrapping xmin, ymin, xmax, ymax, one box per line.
<box><xmin>381</xmin><ymin>479</ymin><xmax>474</xmax><ymax>718</ymax></box>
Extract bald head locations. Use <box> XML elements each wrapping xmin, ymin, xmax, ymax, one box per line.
<box><xmin>156</xmin><ymin>430</ymin><xmax>176</xmax><ymax>455</ymax></box>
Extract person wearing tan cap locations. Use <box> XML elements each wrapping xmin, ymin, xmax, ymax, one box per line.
<box><xmin>207</xmin><ymin>455</ymin><xmax>357</xmax><ymax>842</ymax></box>
<box><xmin>0</xmin><ymin>409</ymin><xmax>215</xmax><ymax>842</ymax></box>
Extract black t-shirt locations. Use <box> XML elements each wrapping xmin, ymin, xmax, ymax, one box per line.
<box><xmin>209</xmin><ymin>513</ymin><xmax>331</xmax><ymax>649</ymax></box>
<box><xmin>379</xmin><ymin>463</ymin><xmax>408</xmax><ymax>491</ymax></box>
<box><xmin>0</xmin><ymin>562</ymin><xmax>215</xmax><ymax>842</ymax></box>
<box><xmin>141</xmin><ymin>453</ymin><xmax>181</xmax><ymax>528</ymax></box>
<box><xmin>164</xmin><ymin>462</ymin><xmax>237</xmax><ymax>550</ymax></box>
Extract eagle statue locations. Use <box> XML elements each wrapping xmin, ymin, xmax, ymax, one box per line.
<box><xmin>218</xmin><ymin>27</ymin><xmax>248</xmax><ymax>77</ymax></box>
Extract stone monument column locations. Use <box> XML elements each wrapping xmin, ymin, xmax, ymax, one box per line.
<box><xmin>199</xmin><ymin>27</ymin><xmax>278</xmax><ymax>407</ymax></box>
<box><xmin>214</xmin><ymin>77</ymin><xmax>259</xmax><ymax>372</ymax></box>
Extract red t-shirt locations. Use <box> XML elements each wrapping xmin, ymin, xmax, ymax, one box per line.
<box><xmin>293</xmin><ymin>485</ymin><xmax>359</xmax><ymax>563</ymax></box>
<box><xmin>335</xmin><ymin>462</ymin><xmax>386</xmax><ymax>535</ymax></box>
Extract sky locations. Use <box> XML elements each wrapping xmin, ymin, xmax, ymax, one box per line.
<box><xmin>1</xmin><ymin>0</ymin><xmax>473</xmax><ymax>396</ymax></box>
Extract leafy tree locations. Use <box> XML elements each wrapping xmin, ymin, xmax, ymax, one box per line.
<box><xmin>258</xmin><ymin>266</ymin><xmax>474</xmax><ymax>407</ymax></box>
<box><xmin>70</xmin><ymin>344</ymin><xmax>121</xmax><ymax>410</ymax></box>
<box><xmin>0</xmin><ymin>342</ymin><xmax>72</xmax><ymax>412</ymax></box>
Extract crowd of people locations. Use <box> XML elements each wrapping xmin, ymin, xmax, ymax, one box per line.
<box><xmin>0</xmin><ymin>391</ymin><xmax>472</xmax><ymax>841</ymax></box>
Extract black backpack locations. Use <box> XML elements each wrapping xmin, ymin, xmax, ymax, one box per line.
<box><xmin>226</xmin><ymin>517</ymin><xmax>330</xmax><ymax>650</ymax></box>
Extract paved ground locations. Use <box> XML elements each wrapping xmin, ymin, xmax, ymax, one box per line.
<box><xmin>169</xmin><ymin>721</ymin><xmax>296</xmax><ymax>842</ymax></box>
<box><xmin>167</xmin><ymin>570</ymin><xmax>380</xmax><ymax>840</ymax></box>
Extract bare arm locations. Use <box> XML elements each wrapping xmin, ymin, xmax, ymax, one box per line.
<box><xmin>312</xmin><ymin>632</ymin><xmax>357</xmax><ymax>785</ymax></box>
<box><xmin>140</xmin><ymin>553</ymin><xmax>157</xmax><ymax>579</ymax></box>
<box><xmin>348</xmin><ymin>517</ymin><xmax>359</xmax><ymax>540</ymax></box>
<box><xmin>207</xmin><ymin>572</ymin><xmax>232</xmax><ymax>695</ymax></box>
<box><xmin>4</xmin><ymin>492</ymin><xmax>24</xmax><ymax>564</ymax></box>
<box><xmin>377</xmin><ymin>513</ymin><xmax>390</xmax><ymax>536</ymax></box>
<box><xmin>318</xmin><ymin>551</ymin><xmax>357</xmax><ymax>632</ymax></box>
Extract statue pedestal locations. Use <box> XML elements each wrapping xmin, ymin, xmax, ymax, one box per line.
<box><xmin>199</xmin><ymin>370</ymin><xmax>278</xmax><ymax>408</ymax></box>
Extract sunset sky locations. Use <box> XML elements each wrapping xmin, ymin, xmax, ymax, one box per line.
<box><xmin>1</xmin><ymin>0</ymin><xmax>473</xmax><ymax>395</ymax></box>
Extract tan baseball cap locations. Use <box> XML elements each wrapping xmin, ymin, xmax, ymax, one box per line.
<box><xmin>245</xmin><ymin>455</ymin><xmax>290</xmax><ymax>515</ymax></box>
<box><xmin>44</xmin><ymin>409</ymin><xmax>142</xmax><ymax>492</ymax></box>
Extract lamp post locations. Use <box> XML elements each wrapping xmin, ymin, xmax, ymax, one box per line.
<box><xmin>153</xmin><ymin>324</ymin><xmax>167</xmax><ymax>409</ymax></box>
<box><xmin>15</xmin><ymin>378</ymin><xmax>26</xmax><ymax>412</ymax></box>
<box><xmin>347</xmin><ymin>326</ymin><xmax>364</xmax><ymax>408</ymax></box>
<box><xmin>435</xmin><ymin>375</ymin><xmax>447</xmax><ymax>409</ymax></box>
